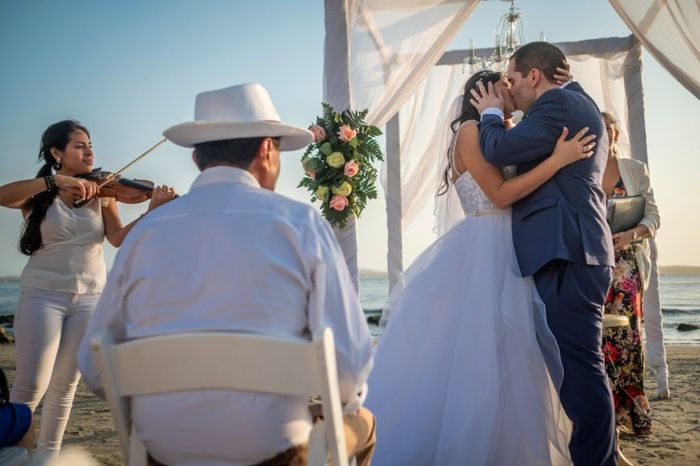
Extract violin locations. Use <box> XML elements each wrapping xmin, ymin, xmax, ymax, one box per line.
<box><xmin>73</xmin><ymin>138</ymin><xmax>167</xmax><ymax>208</ymax></box>
<box><xmin>77</xmin><ymin>169</ymin><xmax>155</xmax><ymax>206</ymax></box>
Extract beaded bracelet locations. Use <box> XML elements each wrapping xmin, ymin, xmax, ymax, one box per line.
<box><xmin>43</xmin><ymin>175</ymin><xmax>56</xmax><ymax>191</ymax></box>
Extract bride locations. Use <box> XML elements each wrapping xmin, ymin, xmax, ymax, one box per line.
<box><xmin>365</xmin><ymin>69</ymin><xmax>597</xmax><ymax>466</ymax></box>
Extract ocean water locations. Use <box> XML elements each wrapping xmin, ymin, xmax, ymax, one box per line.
<box><xmin>655</xmin><ymin>275</ymin><xmax>700</xmax><ymax>344</ymax></box>
<box><xmin>0</xmin><ymin>278</ymin><xmax>20</xmax><ymax>317</ymax></box>
<box><xmin>359</xmin><ymin>274</ymin><xmax>700</xmax><ymax>345</ymax></box>
<box><xmin>2</xmin><ymin>275</ymin><xmax>699</xmax><ymax>344</ymax></box>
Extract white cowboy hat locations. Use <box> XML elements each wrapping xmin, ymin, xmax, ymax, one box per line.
<box><xmin>163</xmin><ymin>83</ymin><xmax>313</xmax><ymax>151</ymax></box>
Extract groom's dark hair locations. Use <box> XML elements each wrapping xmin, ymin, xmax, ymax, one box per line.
<box><xmin>511</xmin><ymin>42</ymin><xmax>565</xmax><ymax>84</ymax></box>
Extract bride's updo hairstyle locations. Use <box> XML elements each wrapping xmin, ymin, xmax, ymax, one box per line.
<box><xmin>450</xmin><ymin>70</ymin><xmax>502</xmax><ymax>132</ymax></box>
<box><xmin>437</xmin><ymin>70</ymin><xmax>502</xmax><ymax>196</ymax></box>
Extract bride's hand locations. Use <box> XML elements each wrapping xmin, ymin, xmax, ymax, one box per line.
<box><xmin>554</xmin><ymin>60</ymin><xmax>572</xmax><ymax>85</ymax></box>
<box><xmin>551</xmin><ymin>126</ymin><xmax>596</xmax><ymax>167</ymax></box>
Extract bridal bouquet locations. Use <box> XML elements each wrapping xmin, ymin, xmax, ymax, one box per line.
<box><xmin>299</xmin><ymin>103</ymin><xmax>383</xmax><ymax>228</ymax></box>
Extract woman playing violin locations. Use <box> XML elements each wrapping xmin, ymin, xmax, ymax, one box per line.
<box><xmin>0</xmin><ymin>120</ymin><xmax>176</xmax><ymax>455</ymax></box>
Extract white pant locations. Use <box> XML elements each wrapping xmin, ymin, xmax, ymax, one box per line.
<box><xmin>10</xmin><ymin>286</ymin><xmax>98</xmax><ymax>453</ymax></box>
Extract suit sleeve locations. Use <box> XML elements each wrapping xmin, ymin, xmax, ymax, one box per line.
<box><xmin>480</xmin><ymin>89</ymin><xmax>569</xmax><ymax>166</ymax></box>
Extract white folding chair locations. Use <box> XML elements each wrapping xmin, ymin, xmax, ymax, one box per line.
<box><xmin>91</xmin><ymin>328</ymin><xmax>349</xmax><ymax>466</ymax></box>
<box><xmin>0</xmin><ymin>447</ymin><xmax>28</xmax><ymax>466</ymax></box>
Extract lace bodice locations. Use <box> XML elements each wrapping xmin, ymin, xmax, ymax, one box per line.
<box><xmin>449</xmin><ymin>120</ymin><xmax>516</xmax><ymax>216</ymax></box>
<box><xmin>454</xmin><ymin>167</ymin><xmax>516</xmax><ymax>215</ymax></box>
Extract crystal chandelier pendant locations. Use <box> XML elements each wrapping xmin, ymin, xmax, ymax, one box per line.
<box><xmin>463</xmin><ymin>0</ymin><xmax>527</xmax><ymax>73</ymax></box>
<box><xmin>495</xmin><ymin>0</ymin><xmax>525</xmax><ymax>63</ymax></box>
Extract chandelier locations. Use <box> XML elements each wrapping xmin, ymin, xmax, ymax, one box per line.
<box><xmin>463</xmin><ymin>0</ymin><xmax>526</xmax><ymax>72</ymax></box>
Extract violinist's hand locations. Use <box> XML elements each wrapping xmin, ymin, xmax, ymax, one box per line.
<box><xmin>54</xmin><ymin>174</ymin><xmax>99</xmax><ymax>200</ymax></box>
<box><xmin>147</xmin><ymin>185</ymin><xmax>177</xmax><ymax>211</ymax></box>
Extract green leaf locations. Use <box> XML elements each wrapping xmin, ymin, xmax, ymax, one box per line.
<box><xmin>298</xmin><ymin>103</ymin><xmax>385</xmax><ymax>227</ymax></box>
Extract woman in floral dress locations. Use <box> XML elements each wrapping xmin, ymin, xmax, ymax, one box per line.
<box><xmin>600</xmin><ymin>112</ymin><xmax>661</xmax><ymax>436</ymax></box>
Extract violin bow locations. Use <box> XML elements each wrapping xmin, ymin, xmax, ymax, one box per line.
<box><xmin>74</xmin><ymin>138</ymin><xmax>167</xmax><ymax>207</ymax></box>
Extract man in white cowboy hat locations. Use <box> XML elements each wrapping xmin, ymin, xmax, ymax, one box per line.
<box><xmin>77</xmin><ymin>83</ymin><xmax>375</xmax><ymax>466</ymax></box>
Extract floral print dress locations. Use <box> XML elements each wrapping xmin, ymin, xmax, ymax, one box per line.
<box><xmin>602</xmin><ymin>178</ymin><xmax>652</xmax><ymax>435</ymax></box>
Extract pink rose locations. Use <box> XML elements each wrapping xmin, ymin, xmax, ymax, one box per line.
<box><xmin>309</xmin><ymin>125</ymin><xmax>326</xmax><ymax>142</ymax></box>
<box><xmin>337</xmin><ymin>124</ymin><xmax>357</xmax><ymax>142</ymax></box>
<box><xmin>329</xmin><ymin>195</ymin><xmax>349</xmax><ymax>211</ymax></box>
<box><xmin>344</xmin><ymin>160</ymin><xmax>359</xmax><ymax>177</ymax></box>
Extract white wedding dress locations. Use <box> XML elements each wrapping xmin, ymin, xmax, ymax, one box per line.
<box><xmin>365</xmin><ymin>161</ymin><xmax>573</xmax><ymax>465</ymax></box>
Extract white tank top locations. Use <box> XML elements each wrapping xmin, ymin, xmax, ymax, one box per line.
<box><xmin>21</xmin><ymin>197</ymin><xmax>108</xmax><ymax>294</ymax></box>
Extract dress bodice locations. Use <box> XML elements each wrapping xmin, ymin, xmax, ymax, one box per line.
<box><xmin>454</xmin><ymin>167</ymin><xmax>516</xmax><ymax>216</ymax></box>
<box><xmin>449</xmin><ymin>120</ymin><xmax>516</xmax><ymax>216</ymax></box>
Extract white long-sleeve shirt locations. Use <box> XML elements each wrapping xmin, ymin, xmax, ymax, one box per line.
<box><xmin>77</xmin><ymin>166</ymin><xmax>373</xmax><ymax>466</ymax></box>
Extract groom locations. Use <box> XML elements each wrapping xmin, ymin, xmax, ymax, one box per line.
<box><xmin>472</xmin><ymin>42</ymin><xmax>616</xmax><ymax>465</ymax></box>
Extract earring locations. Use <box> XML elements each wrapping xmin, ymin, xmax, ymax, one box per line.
<box><xmin>53</xmin><ymin>159</ymin><xmax>62</xmax><ymax>171</ymax></box>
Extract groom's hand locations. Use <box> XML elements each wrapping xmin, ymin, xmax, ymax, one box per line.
<box><xmin>469</xmin><ymin>80</ymin><xmax>504</xmax><ymax>114</ymax></box>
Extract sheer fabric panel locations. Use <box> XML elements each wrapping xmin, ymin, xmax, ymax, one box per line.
<box><xmin>609</xmin><ymin>0</ymin><xmax>700</xmax><ymax>99</ymax></box>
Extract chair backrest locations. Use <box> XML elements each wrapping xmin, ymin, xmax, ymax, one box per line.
<box><xmin>91</xmin><ymin>328</ymin><xmax>349</xmax><ymax>466</ymax></box>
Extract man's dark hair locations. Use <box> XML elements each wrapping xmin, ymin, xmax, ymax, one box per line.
<box><xmin>194</xmin><ymin>137</ymin><xmax>280</xmax><ymax>169</ymax></box>
<box><xmin>511</xmin><ymin>41</ymin><xmax>565</xmax><ymax>84</ymax></box>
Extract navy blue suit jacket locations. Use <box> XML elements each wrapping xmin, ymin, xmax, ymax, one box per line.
<box><xmin>479</xmin><ymin>82</ymin><xmax>614</xmax><ymax>276</ymax></box>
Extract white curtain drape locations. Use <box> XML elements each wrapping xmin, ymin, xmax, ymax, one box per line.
<box><xmin>324</xmin><ymin>0</ymin><xmax>479</xmax><ymax>127</ymax></box>
<box><xmin>324</xmin><ymin>0</ymin><xmax>670</xmax><ymax>382</ymax></box>
<box><xmin>323</xmin><ymin>0</ymin><xmax>479</xmax><ymax>288</ymax></box>
<box><xmin>609</xmin><ymin>0</ymin><xmax>700</xmax><ymax>99</ymax></box>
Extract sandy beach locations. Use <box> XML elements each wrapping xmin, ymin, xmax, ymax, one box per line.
<box><xmin>1</xmin><ymin>344</ymin><xmax>699</xmax><ymax>465</ymax></box>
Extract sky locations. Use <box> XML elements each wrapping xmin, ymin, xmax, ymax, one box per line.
<box><xmin>0</xmin><ymin>0</ymin><xmax>697</xmax><ymax>276</ymax></box>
